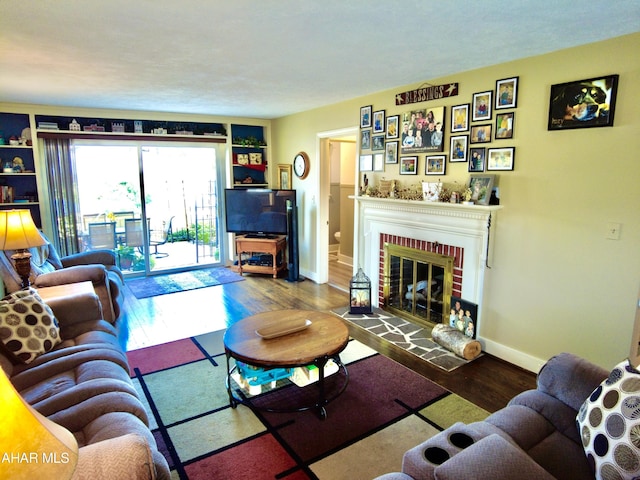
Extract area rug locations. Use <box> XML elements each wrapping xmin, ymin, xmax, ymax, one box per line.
<box><xmin>126</xmin><ymin>267</ymin><xmax>245</xmax><ymax>299</ymax></box>
<box><xmin>126</xmin><ymin>330</ymin><xmax>489</xmax><ymax>479</ymax></box>
<box><xmin>332</xmin><ymin>306</ymin><xmax>478</xmax><ymax>372</ymax></box>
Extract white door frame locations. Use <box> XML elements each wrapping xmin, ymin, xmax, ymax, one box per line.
<box><xmin>315</xmin><ymin>126</ymin><xmax>359</xmax><ymax>284</ymax></box>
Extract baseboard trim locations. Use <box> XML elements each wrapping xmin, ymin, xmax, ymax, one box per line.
<box><xmin>338</xmin><ymin>254</ymin><xmax>353</xmax><ymax>266</ymax></box>
<box><xmin>481</xmin><ymin>337</ymin><xmax>546</xmax><ymax>374</ymax></box>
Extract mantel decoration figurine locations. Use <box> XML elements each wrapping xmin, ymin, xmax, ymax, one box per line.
<box><xmin>349</xmin><ymin>268</ymin><xmax>372</xmax><ymax>314</ymax></box>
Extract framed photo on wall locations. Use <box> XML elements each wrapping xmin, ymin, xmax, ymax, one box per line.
<box><xmin>487</xmin><ymin>147</ymin><xmax>515</xmax><ymax>171</ymax></box>
<box><xmin>472</xmin><ymin>91</ymin><xmax>492</xmax><ymax>121</ymax></box>
<box><xmin>451</xmin><ymin>104</ymin><xmax>469</xmax><ymax>132</ymax></box>
<box><xmin>373</xmin><ymin>110</ymin><xmax>385</xmax><ymax>133</ymax></box>
<box><xmin>385</xmin><ymin>141</ymin><xmax>398</xmax><ymax>163</ymax></box>
<box><xmin>469</xmin><ymin>147</ymin><xmax>486</xmax><ymax>172</ymax></box>
<box><xmin>399</xmin><ymin>156</ymin><xmax>417</xmax><ymax>175</ymax></box>
<box><xmin>547</xmin><ymin>74</ymin><xmax>619</xmax><ymax>130</ymax></box>
<box><xmin>495</xmin><ymin>112</ymin><xmax>515</xmax><ymax>139</ymax></box>
<box><xmin>426</xmin><ymin>155</ymin><xmax>446</xmax><ymax>175</ymax></box>
<box><xmin>359</xmin><ymin>154</ymin><xmax>373</xmax><ymax>171</ymax></box>
<box><xmin>372</xmin><ymin>134</ymin><xmax>385</xmax><ymax>151</ymax></box>
<box><xmin>495</xmin><ymin>76</ymin><xmax>518</xmax><ymax>109</ymax></box>
<box><xmin>386</xmin><ymin>115</ymin><xmax>399</xmax><ymax>139</ymax></box>
<box><xmin>360</xmin><ymin>105</ymin><xmax>372</xmax><ymax>128</ymax></box>
<box><xmin>470</xmin><ymin>124</ymin><xmax>492</xmax><ymax>144</ymax></box>
<box><xmin>450</xmin><ymin>135</ymin><xmax>468</xmax><ymax>162</ymax></box>
<box><xmin>373</xmin><ymin>153</ymin><xmax>384</xmax><ymax>172</ymax></box>
<box><xmin>277</xmin><ymin>164</ymin><xmax>292</xmax><ymax>189</ymax></box>
<box><xmin>360</xmin><ymin>129</ymin><xmax>371</xmax><ymax>150</ymax></box>
<box><xmin>401</xmin><ymin>106</ymin><xmax>445</xmax><ymax>154</ymax></box>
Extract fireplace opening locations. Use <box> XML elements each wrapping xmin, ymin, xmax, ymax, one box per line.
<box><xmin>382</xmin><ymin>243</ymin><xmax>453</xmax><ymax>328</ymax></box>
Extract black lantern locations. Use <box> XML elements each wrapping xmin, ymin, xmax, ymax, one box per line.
<box><xmin>349</xmin><ymin>267</ymin><xmax>372</xmax><ymax>314</ymax></box>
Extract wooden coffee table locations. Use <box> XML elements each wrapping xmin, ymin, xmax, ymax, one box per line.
<box><xmin>224</xmin><ymin>309</ymin><xmax>350</xmax><ymax>419</ymax></box>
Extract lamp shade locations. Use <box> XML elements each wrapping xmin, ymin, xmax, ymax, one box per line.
<box><xmin>0</xmin><ymin>210</ymin><xmax>45</xmax><ymax>251</ymax></box>
<box><xmin>0</xmin><ymin>367</ymin><xmax>78</xmax><ymax>479</ymax></box>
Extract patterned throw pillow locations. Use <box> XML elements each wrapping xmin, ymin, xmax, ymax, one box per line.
<box><xmin>0</xmin><ymin>288</ymin><xmax>60</xmax><ymax>364</ymax></box>
<box><xmin>577</xmin><ymin>359</ymin><xmax>640</xmax><ymax>479</ymax></box>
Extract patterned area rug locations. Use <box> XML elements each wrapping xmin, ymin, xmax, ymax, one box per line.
<box><xmin>126</xmin><ymin>330</ymin><xmax>489</xmax><ymax>479</ymax></box>
<box><xmin>126</xmin><ymin>267</ymin><xmax>245</xmax><ymax>299</ymax></box>
<box><xmin>332</xmin><ymin>306</ymin><xmax>479</xmax><ymax>372</ymax></box>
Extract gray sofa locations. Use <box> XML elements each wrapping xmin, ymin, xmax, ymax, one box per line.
<box><xmin>376</xmin><ymin>353</ymin><xmax>608</xmax><ymax>480</ymax></box>
<box><xmin>1</xmin><ymin>289</ymin><xmax>169</xmax><ymax>479</ymax></box>
<box><xmin>0</xmin><ymin>233</ymin><xmax>124</xmax><ymax>325</ymax></box>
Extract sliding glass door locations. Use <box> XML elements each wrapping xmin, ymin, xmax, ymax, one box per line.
<box><xmin>74</xmin><ymin>142</ymin><xmax>223</xmax><ymax>275</ymax></box>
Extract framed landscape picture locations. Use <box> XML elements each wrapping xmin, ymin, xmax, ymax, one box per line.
<box><xmin>426</xmin><ymin>155</ymin><xmax>446</xmax><ymax>175</ymax></box>
<box><xmin>487</xmin><ymin>147</ymin><xmax>515</xmax><ymax>171</ymax></box>
<box><xmin>400</xmin><ymin>156</ymin><xmax>417</xmax><ymax>175</ymax></box>
<box><xmin>547</xmin><ymin>74</ymin><xmax>619</xmax><ymax>130</ymax></box>
<box><xmin>470</xmin><ymin>124</ymin><xmax>492</xmax><ymax>144</ymax></box>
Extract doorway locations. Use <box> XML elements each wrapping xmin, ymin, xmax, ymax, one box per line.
<box><xmin>317</xmin><ymin>128</ymin><xmax>358</xmax><ymax>290</ymax></box>
<box><xmin>74</xmin><ymin>142</ymin><xmax>224</xmax><ymax>276</ymax></box>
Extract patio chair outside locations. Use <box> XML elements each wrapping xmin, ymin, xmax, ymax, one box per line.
<box><xmin>88</xmin><ymin>222</ymin><xmax>117</xmax><ymax>250</ymax></box>
<box><xmin>149</xmin><ymin>216</ymin><xmax>174</xmax><ymax>258</ymax></box>
<box><xmin>124</xmin><ymin>218</ymin><xmax>145</xmax><ymax>248</ymax></box>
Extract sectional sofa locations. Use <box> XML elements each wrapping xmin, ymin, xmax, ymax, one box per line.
<box><xmin>0</xmin><ymin>286</ymin><xmax>169</xmax><ymax>478</ymax></box>
<box><xmin>375</xmin><ymin>352</ymin><xmax>638</xmax><ymax>480</ymax></box>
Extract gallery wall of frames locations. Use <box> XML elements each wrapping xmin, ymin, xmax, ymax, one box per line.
<box><xmin>357</xmin><ymin>72</ymin><xmax>618</xmax><ymax>204</ymax></box>
<box><xmin>358</xmin><ymin>76</ymin><xmax>519</xmax><ymax>182</ymax></box>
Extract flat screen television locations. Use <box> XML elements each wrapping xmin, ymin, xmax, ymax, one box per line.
<box><xmin>224</xmin><ymin>188</ymin><xmax>296</xmax><ymax>237</ymax></box>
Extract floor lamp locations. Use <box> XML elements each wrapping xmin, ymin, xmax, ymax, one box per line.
<box><xmin>0</xmin><ymin>367</ymin><xmax>78</xmax><ymax>479</ymax></box>
<box><xmin>0</xmin><ymin>210</ymin><xmax>46</xmax><ymax>288</ymax></box>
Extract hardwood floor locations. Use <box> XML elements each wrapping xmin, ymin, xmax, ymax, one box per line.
<box><xmin>120</xmin><ymin>269</ymin><xmax>536</xmax><ymax>413</ymax></box>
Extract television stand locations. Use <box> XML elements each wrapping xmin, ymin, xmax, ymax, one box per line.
<box><xmin>235</xmin><ymin>235</ymin><xmax>287</xmax><ymax>278</ymax></box>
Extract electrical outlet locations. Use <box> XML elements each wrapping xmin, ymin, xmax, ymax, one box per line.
<box><xmin>606</xmin><ymin>222</ymin><xmax>621</xmax><ymax>240</ymax></box>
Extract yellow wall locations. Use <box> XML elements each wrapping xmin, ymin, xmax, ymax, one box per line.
<box><xmin>1</xmin><ymin>33</ymin><xmax>637</xmax><ymax>370</ymax></box>
<box><xmin>272</xmin><ymin>32</ymin><xmax>640</xmax><ymax>370</ymax></box>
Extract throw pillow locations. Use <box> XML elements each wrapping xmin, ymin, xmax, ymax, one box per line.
<box><xmin>577</xmin><ymin>359</ymin><xmax>640</xmax><ymax>479</ymax></box>
<box><xmin>0</xmin><ymin>288</ymin><xmax>60</xmax><ymax>364</ymax></box>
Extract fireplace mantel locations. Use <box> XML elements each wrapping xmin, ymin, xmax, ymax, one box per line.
<box><xmin>351</xmin><ymin>195</ymin><xmax>502</xmax><ymax>338</ymax></box>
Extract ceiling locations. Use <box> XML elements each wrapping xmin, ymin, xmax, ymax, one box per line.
<box><xmin>1</xmin><ymin>1</ymin><xmax>638</xmax><ymax>119</ymax></box>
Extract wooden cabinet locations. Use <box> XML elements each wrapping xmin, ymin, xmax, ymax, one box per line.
<box><xmin>234</xmin><ymin>235</ymin><xmax>287</xmax><ymax>278</ymax></box>
<box><xmin>0</xmin><ymin>112</ymin><xmax>40</xmax><ymax>226</ymax></box>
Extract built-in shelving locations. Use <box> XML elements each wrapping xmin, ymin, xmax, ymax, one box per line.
<box><xmin>231</xmin><ymin>124</ymin><xmax>268</xmax><ymax>187</ymax></box>
<box><xmin>0</xmin><ymin>113</ymin><xmax>41</xmax><ymax>226</ymax></box>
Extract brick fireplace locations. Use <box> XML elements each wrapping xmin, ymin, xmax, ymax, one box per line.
<box><xmin>352</xmin><ymin>196</ymin><xmax>501</xmax><ymax>337</ymax></box>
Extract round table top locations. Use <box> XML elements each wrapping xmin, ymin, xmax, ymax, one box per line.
<box><xmin>223</xmin><ymin>309</ymin><xmax>349</xmax><ymax>367</ymax></box>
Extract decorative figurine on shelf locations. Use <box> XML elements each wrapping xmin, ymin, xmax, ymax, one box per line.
<box><xmin>349</xmin><ymin>267</ymin><xmax>372</xmax><ymax>314</ymax></box>
<box><xmin>3</xmin><ymin>161</ymin><xmax>13</xmax><ymax>173</ymax></box>
<box><xmin>12</xmin><ymin>156</ymin><xmax>24</xmax><ymax>173</ymax></box>
<box><xmin>69</xmin><ymin>119</ymin><xmax>81</xmax><ymax>131</ymax></box>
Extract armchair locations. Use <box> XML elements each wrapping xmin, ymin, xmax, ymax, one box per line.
<box><xmin>0</xmin><ymin>233</ymin><xmax>124</xmax><ymax>326</ymax></box>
